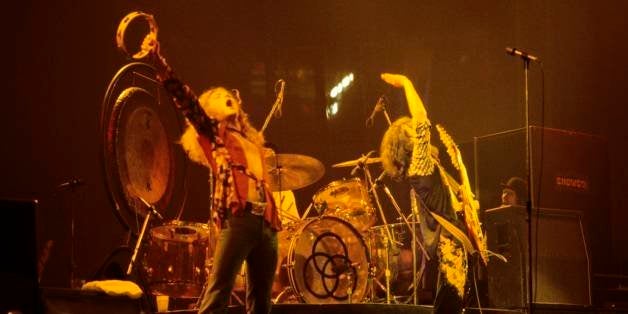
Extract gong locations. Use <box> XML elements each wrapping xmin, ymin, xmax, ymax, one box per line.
<box><xmin>102</xmin><ymin>78</ymin><xmax>187</xmax><ymax>231</ymax></box>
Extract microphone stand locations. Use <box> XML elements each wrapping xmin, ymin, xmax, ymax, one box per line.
<box><xmin>523</xmin><ymin>58</ymin><xmax>534</xmax><ymax>314</ymax></box>
<box><xmin>508</xmin><ymin>47</ymin><xmax>539</xmax><ymax>312</ymax></box>
<box><xmin>261</xmin><ymin>79</ymin><xmax>285</xmax><ymax>134</ymax></box>
<box><xmin>55</xmin><ymin>179</ymin><xmax>84</xmax><ymax>288</ymax></box>
<box><xmin>362</xmin><ymin>163</ymin><xmax>395</xmax><ymax>304</ymax></box>
<box><xmin>512</xmin><ymin>54</ymin><xmax>536</xmax><ymax>313</ymax></box>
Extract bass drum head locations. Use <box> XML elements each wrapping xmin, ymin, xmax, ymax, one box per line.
<box><xmin>286</xmin><ymin>216</ymin><xmax>369</xmax><ymax>304</ymax></box>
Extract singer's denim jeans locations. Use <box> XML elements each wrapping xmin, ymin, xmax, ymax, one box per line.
<box><xmin>197</xmin><ymin>211</ymin><xmax>278</xmax><ymax>314</ymax></box>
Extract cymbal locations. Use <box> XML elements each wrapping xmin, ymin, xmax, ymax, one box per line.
<box><xmin>332</xmin><ymin>157</ymin><xmax>381</xmax><ymax>168</ymax></box>
<box><xmin>265</xmin><ymin>154</ymin><xmax>325</xmax><ymax>191</ymax></box>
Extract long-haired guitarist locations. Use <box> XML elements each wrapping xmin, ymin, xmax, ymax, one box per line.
<box><xmin>378</xmin><ymin>73</ymin><xmax>487</xmax><ymax>314</ymax></box>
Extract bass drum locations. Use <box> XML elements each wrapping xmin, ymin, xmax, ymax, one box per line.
<box><xmin>143</xmin><ymin>220</ymin><xmax>210</xmax><ymax>298</ymax></box>
<box><xmin>285</xmin><ymin>216</ymin><xmax>370</xmax><ymax>304</ymax></box>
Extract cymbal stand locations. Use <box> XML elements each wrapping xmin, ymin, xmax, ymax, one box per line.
<box><xmin>346</xmin><ymin>267</ymin><xmax>354</xmax><ymax>304</ymax></box>
<box><xmin>300</xmin><ymin>202</ymin><xmax>315</xmax><ymax>220</ymax></box>
<box><xmin>362</xmin><ymin>163</ymin><xmax>395</xmax><ymax>304</ymax></box>
<box><xmin>127</xmin><ymin>197</ymin><xmax>163</xmax><ymax>276</ymax></box>
<box><xmin>380</xmin><ymin>185</ymin><xmax>430</xmax><ymax>305</ymax></box>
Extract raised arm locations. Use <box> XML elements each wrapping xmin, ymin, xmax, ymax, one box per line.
<box><xmin>380</xmin><ymin>73</ymin><xmax>434</xmax><ymax>178</ymax></box>
<box><xmin>380</xmin><ymin>73</ymin><xmax>428</xmax><ymax>123</ymax></box>
<box><xmin>142</xmin><ymin>35</ymin><xmax>218</xmax><ymax>141</ymax></box>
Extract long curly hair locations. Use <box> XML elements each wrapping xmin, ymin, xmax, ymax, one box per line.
<box><xmin>180</xmin><ymin>87</ymin><xmax>265</xmax><ymax>167</ymax></box>
<box><xmin>380</xmin><ymin>117</ymin><xmax>415</xmax><ymax>180</ymax></box>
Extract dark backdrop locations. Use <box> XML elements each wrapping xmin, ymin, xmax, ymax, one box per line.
<box><xmin>4</xmin><ymin>1</ymin><xmax>627</xmax><ymax>288</ymax></box>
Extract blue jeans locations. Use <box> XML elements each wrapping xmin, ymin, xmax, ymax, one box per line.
<box><xmin>198</xmin><ymin>211</ymin><xmax>278</xmax><ymax>314</ymax></box>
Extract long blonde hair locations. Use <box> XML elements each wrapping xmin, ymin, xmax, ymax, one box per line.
<box><xmin>180</xmin><ymin>87</ymin><xmax>265</xmax><ymax>166</ymax></box>
<box><xmin>380</xmin><ymin>117</ymin><xmax>415</xmax><ymax>180</ymax></box>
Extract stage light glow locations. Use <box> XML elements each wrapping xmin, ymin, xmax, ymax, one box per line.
<box><xmin>325</xmin><ymin>102</ymin><xmax>339</xmax><ymax>119</ymax></box>
<box><xmin>330</xmin><ymin>86</ymin><xmax>339</xmax><ymax>98</ymax></box>
<box><xmin>328</xmin><ymin>73</ymin><xmax>354</xmax><ymax>99</ymax></box>
<box><xmin>326</xmin><ymin>72</ymin><xmax>354</xmax><ymax>120</ymax></box>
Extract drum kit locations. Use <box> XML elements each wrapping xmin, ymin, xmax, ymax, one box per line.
<box><xmin>109</xmin><ymin>11</ymin><xmax>429</xmax><ymax>308</ymax></box>
<box><xmin>137</xmin><ymin>152</ymin><xmax>428</xmax><ymax>306</ymax></box>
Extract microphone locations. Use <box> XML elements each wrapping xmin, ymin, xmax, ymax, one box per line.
<box><xmin>505</xmin><ymin>47</ymin><xmax>539</xmax><ymax>62</ymax></box>
<box><xmin>274</xmin><ymin>79</ymin><xmax>286</xmax><ymax>118</ymax></box>
<box><xmin>56</xmin><ymin>178</ymin><xmax>85</xmax><ymax>190</ymax></box>
<box><xmin>366</xmin><ymin>95</ymin><xmax>386</xmax><ymax>127</ymax></box>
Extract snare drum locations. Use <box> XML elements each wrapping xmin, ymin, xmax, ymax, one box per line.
<box><xmin>312</xmin><ymin>178</ymin><xmax>376</xmax><ymax>231</ymax></box>
<box><xmin>284</xmin><ymin>216</ymin><xmax>370</xmax><ymax>304</ymax></box>
<box><xmin>143</xmin><ymin>220</ymin><xmax>210</xmax><ymax>298</ymax></box>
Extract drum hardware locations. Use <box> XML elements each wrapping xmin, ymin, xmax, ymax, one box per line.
<box><xmin>273</xmin><ymin>286</ymin><xmax>295</xmax><ymax>304</ymax></box>
<box><xmin>359</xmin><ymin>159</ymin><xmax>396</xmax><ymax>304</ymax></box>
<box><xmin>332</xmin><ymin>156</ymin><xmax>382</xmax><ymax>168</ymax></box>
<box><xmin>127</xmin><ymin>196</ymin><xmax>163</xmax><ymax>277</ymax></box>
<box><xmin>300</xmin><ymin>202</ymin><xmax>315</xmax><ymax>219</ymax></box>
<box><xmin>338</xmin><ymin>152</ymin><xmax>425</xmax><ymax>305</ymax></box>
<box><xmin>383</xmin><ymin>233</ymin><xmax>392</xmax><ymax>304</ymax></box>
<box><xmin>273</xmin><ymin>190</ymin><xmax>301</xmax><ymax>223</ymax></box>
<box><xmin>381</xmin><ymin>186</ymin><xmax>429</xmax><ymax>305</ymax></box>
<box><xmin>311</xmin><ymin>177</ymin><xmax>376</xmax><ymax>231</ymax></box>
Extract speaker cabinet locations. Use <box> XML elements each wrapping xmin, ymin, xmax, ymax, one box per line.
<box><xmin>0</xmin><ymin>199</ymin><xmax>39</xmax><ymax>313</ymax></box>
<box><xmin>486</xmin><ymin>205</ymin><xmax>591</xmax><ymax>308</ymax></box>
<box><xmin>473</xmin><ymin>126</ymin><xmax>611</xmax><ymax>273</ymax></box>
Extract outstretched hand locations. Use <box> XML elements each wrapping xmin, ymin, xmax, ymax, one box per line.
<box><xmin>380</xmin><ymin>73</ymin><xmax>410</xmax><ymax>88</ymax></box>
<box><xmin>141</xmin><ymin>34</ymin><xmax>171</xmax><ymax>81</ymax></box>
<box><xmin>140</xmin><ymin>33</ymin><xmax>159</xmax><ymax>58</ymax></box>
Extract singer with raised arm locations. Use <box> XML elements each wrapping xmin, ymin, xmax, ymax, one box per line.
<box><xmin>144</xmin><ymin>36</ymin><xmax>281</xmax><ymax>314</ymax></box>
<box><xmin>378</xmin><ymin>73</ymin><xmax>487</xmax><ymax>313</ymax></box>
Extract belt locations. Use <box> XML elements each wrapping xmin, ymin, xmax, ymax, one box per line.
<box><xmin>245</xmin><ymin>201</ymin><xmax>267</xmax><ymax>216</ymax></box>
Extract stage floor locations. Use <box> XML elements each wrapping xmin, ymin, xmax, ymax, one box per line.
<box><xmin>40</xmin><ymin>287</ymin><xmax>628</xmax><ymax>314</ymax></box>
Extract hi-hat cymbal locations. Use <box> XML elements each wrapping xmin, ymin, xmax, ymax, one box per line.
<box><xmin>332</xmin><ymin>157</ymin><xmax>381</xmax><ymax>168</ymax></box>
<box><xmin>265</xmin><ymin>154</ymin><xmax>325</xmax><ymax>191</ymax></box>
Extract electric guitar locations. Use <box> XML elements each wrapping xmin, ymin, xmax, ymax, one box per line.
<box><xmin>437</xmin><ymin>125</ymin><xmax>489</xmax><ymax>265</ymax></box>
